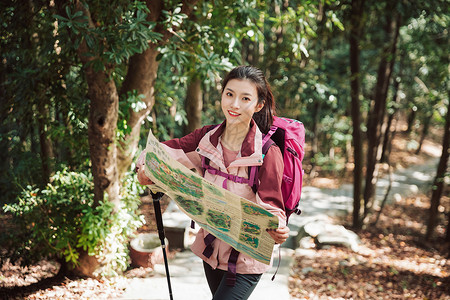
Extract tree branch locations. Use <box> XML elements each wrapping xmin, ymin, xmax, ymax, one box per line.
<box><xmin>117</xmin><ymin>0</ymin><xmax>200</xmax><ymax>176</ymax></box>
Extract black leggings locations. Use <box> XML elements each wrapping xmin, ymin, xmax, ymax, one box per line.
<box><xmin>203</xmin><ymin>261</ymin><xmax>262</xmax><ymax>300</ymax></box>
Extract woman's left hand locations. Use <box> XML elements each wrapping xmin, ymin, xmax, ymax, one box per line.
<box><xmin>267</xmin><ymin>226</ymin><xmax>290</xmax><ymax>244</ymax></box>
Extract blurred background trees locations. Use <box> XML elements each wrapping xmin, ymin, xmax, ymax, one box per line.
<box><xmin>1</xmin><ymin>0</ymin><xmax>448</xmax><ymax>276</ymax></box>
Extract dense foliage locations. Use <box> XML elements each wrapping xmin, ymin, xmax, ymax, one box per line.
<box><xmin>2</xmin><ymin>170</ymin><xmax>144</xmax><ymax>276</ymax></box>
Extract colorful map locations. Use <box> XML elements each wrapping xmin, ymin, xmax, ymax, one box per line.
<box><xmin>206</xmin><ymin>209</ymin><xmax>231</xmax><ymax>232</ymax></box>
<box><xmin>241</xmin><ymin>221</ymin><xmax>261</xmax><ymax>235</ymax></box>
<box><xmin>241</xmin><ymin>202</ymin><xmax>274</xmax><ymax>217</ymax></box>
<box><xmin>146</xmin><ymin>152</ymin><xmax>203</xmax><ymax>198</ymax></box>
<box><xmin>175</xmin><ymin>195</ymin><xmax>204</xmax><ymax>216</ymax></box>
<box><xmin>239</xmin><ymin>233</ymin><xmax>259</xmax><ymax>248</ymax></box>
<box><xmin>143</xmin><ymin>129</ymin><xmax>279</xmax><ymax>265</ymax></box>
<box><xmin>203</xmin><ymin>182</ymin><xmax>224</xmax><ymax>197</ymax></box>
<box><xmin>267</xmin><ymin>220</ymin><xmax>278</xmax><ymax>230</ymax></box>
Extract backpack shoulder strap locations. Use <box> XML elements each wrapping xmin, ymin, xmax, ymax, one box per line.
<box><xmin>262</xmin><ymin>126</ymin><xmax>277</xmax><ymax>145</ymax></box>
<box><xmin>251</xmin><ymin>137</ymin><xmax>276</xmax><ymax>193</ymax></box>
<box><xmin>262</xmin><ymin>139</ymin><xmax>276</xmax><ymax>156</ymax></box>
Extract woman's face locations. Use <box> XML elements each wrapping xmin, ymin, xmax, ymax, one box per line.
<box><xmin>221</xmin><ymin>79</ymin><xmax>264</xmax><ymax>129</ymax></box>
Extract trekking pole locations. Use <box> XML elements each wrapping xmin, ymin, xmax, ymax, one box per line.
<box><xmin>151</xmin><ymin>190</ymin><xmax>174</xmax><ymax>300</ymax></box>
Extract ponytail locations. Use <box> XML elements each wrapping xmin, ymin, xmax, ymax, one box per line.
<box><xmin>252</xmin><ymin>81</ymin><xmax>275</xmax><ymax>133</ymax></box>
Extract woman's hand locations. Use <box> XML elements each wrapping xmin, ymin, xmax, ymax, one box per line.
<box><xmin>137</xmin><ymin>166</ymin><xmax>154</xmax><ymax>185</ymax></box>
<box><xmin>267</xmin><ymin>225</ymin><xmax>290</xmax><ymax>244</ymax></box>
<box><xmin>135</xmin><ymin>153</ymin><xmax>154</xmax><ymax>186</ymax></box>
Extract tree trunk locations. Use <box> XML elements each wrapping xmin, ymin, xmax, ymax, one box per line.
<box><xmin>75</xmin><ymin>2</ymin><xmax>120</xmax><ymax>207</ymax></box>
<box><xmin>184</xmin><ymin>77</ymin><xmax>203</xmax><ymax>134</ymax></box>
<box><xmin>87</xmin><ymin>71</ymin><xmax>120</xmax><ymax>207</ymax></box>
<box><xmin>117</xmin><ymin>45</ymin><xmax>161</xmax><ymax>177</ymax></box>
<box><xmin>415</xmin><ymin>115</ymin><xmax>431</xmax><ymax>155</ymax></box>
<box><xmin>363</xmin><ymin>9</ymin><xmax>400</xmax><ymax>219</ymax></box>
<box><xmin>23</xmin><ymin>0</ymin><xmax>55</xmax><ymax>185</ymax></box>
<box><xmin>0</xmin><ymin>74</ymin><xmax>11</xmax><ymax>179</ymax></box>
<box><xmin>116</xmin><ymin>0</ymin><xmax>199</xmax><ymax>177</ymax></box>
<box><xmin>446</xmin><ymin>212</ymin><xmax>450</xmax><ymax>243</ymax></box>
<box><xmin>349</xmin><ymin>0</ymin><xmax>365</xmax><ymax>229</ymax></box>
<box><xmin>308</xmin><ymin>4</ymin><xmax>328</xmax><ymax>179</ymax></box>
<box><xmin>37</xmin><ymin>103</ymin><xmax>54</xmax><ymax>184</ymax></box>
<box><xmin>58</xmin><ymin>100</ymin><xmax>76</xmax><ymax>167</ymax></box>
<box><xmin>372</xmin><ymin>164</ymin><xmax>393</xmax><ymax>227</ymax></box>
<box><xmin>308</xmin><ymin>100</ymin><xmax>321</xmax><ymax>178</ymax></box>
<box><xmin>426</xmin><ymin>95</ymin><xmax>450</xmax><ymax>240</ymax></box>
<box><xmin>406</xmin><ymin>107</ymin><xmax>416</xmax><ymax>133</ymax></box>
<box><xmin>381</xmin><ymin>78</ymin><xmax>400</xmax><ymax>163</ymax></box>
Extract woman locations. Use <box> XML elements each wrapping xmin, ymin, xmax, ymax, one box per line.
<box><xmin>137</xmin><ymin>65</ymin><xmax>289</xmax><ymax>300</ymax></box>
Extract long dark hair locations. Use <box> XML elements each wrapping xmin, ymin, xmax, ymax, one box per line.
<box><xmin>221</xmin><ymin>66</ymin><xmax>276</xmax><ymax>133</ymax></box>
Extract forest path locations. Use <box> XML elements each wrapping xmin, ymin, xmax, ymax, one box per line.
<box><xmin>285</xmin><ymin>157</ymin><xmax>440</xmax><ymax>249</ymax></box>
<box><xmin>120</xmin><ymin>157</ymin><xmax>440</xmax><ymax>300</ymax></box>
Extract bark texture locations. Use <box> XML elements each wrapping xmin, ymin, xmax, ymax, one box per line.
<box><xmin>37</xmin><ymin>103</ymin><xmax>54</xmax><ymax>185</ymax></box>
<box><xmin>426</xmin><ymin>96</ymin><xmax>450</xmax><ymax>240</ymax></box>
<box><xmin>75</xmin><ymin>1</ymin><xmax>119</xmax><ymax>206</ymax></box>
<box><xmin>349</xmin><ymin>0</ymin><xmax>365</xmax><ymax>229</ymax></box>
<box><xmin>363</xmin><ymin>9</ymin><xmax>401</xmax><ymax>218</ymax></box>
<box><xmin>184</xmin><ymin>78</ymin><xmax>203</xmax><ymax>134</ymax></box>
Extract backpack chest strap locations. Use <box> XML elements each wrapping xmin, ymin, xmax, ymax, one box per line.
<box><xmin>201</xmin><ymin>156</ymin><xmax>257</xmax><ymax>189</ymax></box>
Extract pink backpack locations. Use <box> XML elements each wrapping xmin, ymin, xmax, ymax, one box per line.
<box><xmin>202</xmin><ymin>116</ymin><xmax>305</xmax><ymax>223</ymax></box>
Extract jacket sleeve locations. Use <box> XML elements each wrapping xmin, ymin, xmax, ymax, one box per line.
<box><xmin>255</xmin><ymin>145</ymin><xmax>286</xmax><ymax>226</ymax></box>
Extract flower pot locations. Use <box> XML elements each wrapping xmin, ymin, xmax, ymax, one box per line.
<box><xmin>129</xmin><ymin>233</ymin><xmax>168</xmax><ymax>268</ymax></box>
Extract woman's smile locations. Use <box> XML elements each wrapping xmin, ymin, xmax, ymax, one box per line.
<box><xmin>228</xmin><ymin>110</ymin><xmax>241</xmax><ymax>117</ymax></box>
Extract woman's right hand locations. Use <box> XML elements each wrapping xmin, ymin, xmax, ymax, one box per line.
<box><xmin>136</xmin><ymin>152</ymin><xmax>154</xmax><ymax>185</ymax></box>
<box><xmin>137</xmin><ymin>166</ymin><xmax>154</xmax><ymax>185</ymax></box>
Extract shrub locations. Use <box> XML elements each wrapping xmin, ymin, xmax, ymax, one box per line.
<box><xmin>2</xmin><ymin>169</ymin><xmax>145</xmax><ymax>276</ymax></box>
